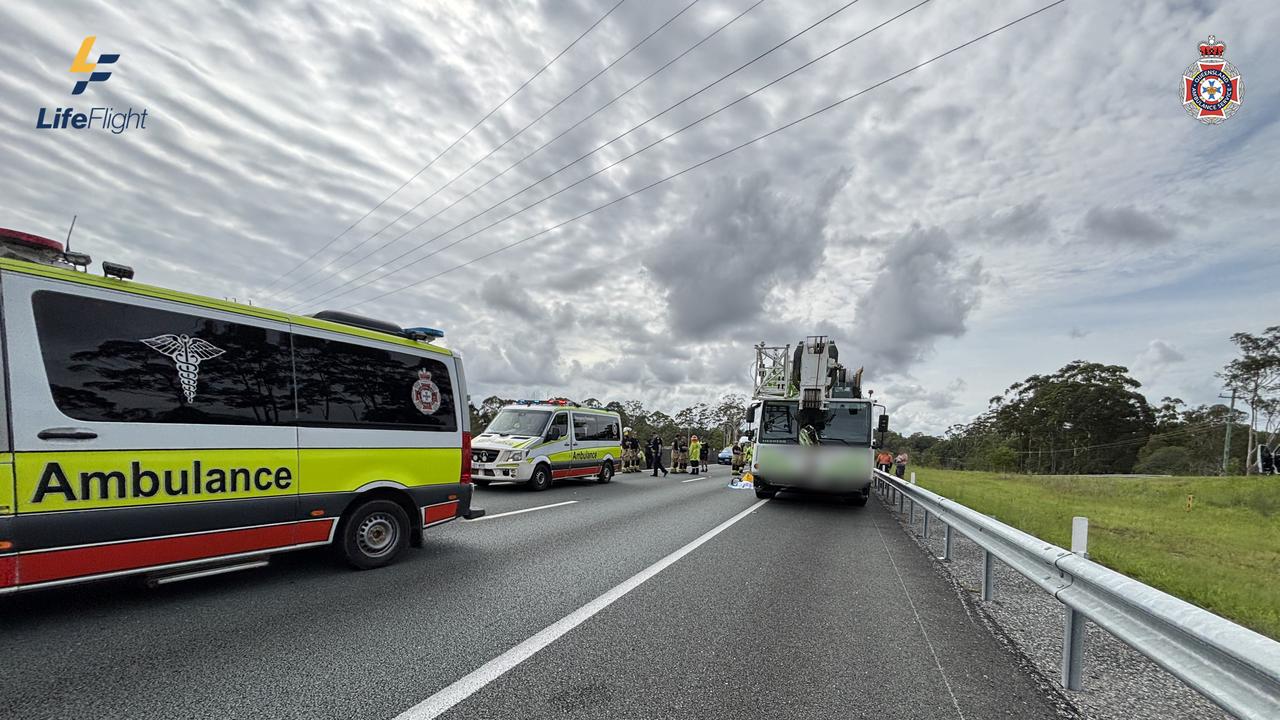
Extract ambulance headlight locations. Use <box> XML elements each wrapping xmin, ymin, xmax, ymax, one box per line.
<box><xmin>506</xmin><ymin>450</ymin><xmax>526</xmax><ymax>462</ymax></box>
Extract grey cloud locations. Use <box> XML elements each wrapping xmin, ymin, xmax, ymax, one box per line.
<box><xmin>643</xmin><ymin>168</ymin><xmax>849</xmax><ymax>339</ymax></box>
<box><xmin>987</xmin><ymin>198</ymin><xmax>1050</xmax><ymax>240</ymax></box>
<box><xmin>1068</xmin><ymin>326</ymin><xmax>1089</xmax><ymax>339</ymax></box>
<box><xmin>1133</xmin><ymin>339</ymin><xmax>1185</xmax><ymax>381</ymax></box>
<box><xmin>1080</xmin><ymin>205</ymin><xmax>1177</xmax><ymax>245</ymax></box>
<box><xmin>850</xmin><ymin>225</ymin><xmax>982</xmax><ymax>372</ymax></box>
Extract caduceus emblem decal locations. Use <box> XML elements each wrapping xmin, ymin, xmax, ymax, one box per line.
<box><xmin>141</xmin><ymin>334</ymin><xmax>226</xmax><ymax>402</ymax></box>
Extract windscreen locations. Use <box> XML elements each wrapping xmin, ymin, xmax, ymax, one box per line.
<box><xmin>484</xmin><ymin>409</ymin><xmax>551</xmax><ymax>436</ymax></box>
<box><xmin>759</xmin><ymin>401</ymin><xmax>872</xmax><ymax>445</ymax></box>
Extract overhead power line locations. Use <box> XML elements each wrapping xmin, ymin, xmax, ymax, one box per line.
<box><xmin>288</xmin><ymin>0</ymin><xmax>894</xmax><ymax>310</ymax></box>
<box><xmin>1008</xmin><ymin>421</ymin><xmax>1223</xmax><ymax>456</ymax></box>
<box><xmin>342</xmin><ymin>0</ymin><xmax>1071</xmax><ymax>309</ymax></box>
<box><xmin>259</xmin><ymin>0</ymin><xmax>629</xmax><ymax>297</ymax></box>
<box><xmin>272</xmin><ymin>0</ymin><xmax>702</xmax><ymax>302</ymax></box>
<box><xmin>271</xmin><ymin>0</ymin><xmax>707</xmax><ymax>303</ymax></box>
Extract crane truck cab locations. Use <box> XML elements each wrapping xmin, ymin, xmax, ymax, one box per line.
<box><xmin>471</xmin><ymin>401</ymin><xmax>621</xmax><ymax>491</ymax></box>
<box><xmin>746</xmin><ymin>337</ymin><xmax>887</xmax><ymax>505</ymax></box>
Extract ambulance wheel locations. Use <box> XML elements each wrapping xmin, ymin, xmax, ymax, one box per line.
<box><xmin>754</xmin><ymin>483</ymin><xmax>776</xmax><ymax>499</ymax></box>
<box><xmin>528</xmin><ymin>464</ymin><xmax>553</xmax><ymax>491</ymax></box>
<box><xmin>340</xmin><ymin>499</ymin><xmax>410</xmax><ymax>570</ymax></box>
<box><xmin>597</xmin><ymin>461</ymin><xmax>614</xmax><ymax>484</ymax></box>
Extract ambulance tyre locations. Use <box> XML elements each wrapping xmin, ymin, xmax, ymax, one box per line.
<box><xmin>528</xmin><ymin>464</ymin><xmax>553</xmax><ymax>492</ymax></box>
<box><xmin>339</xmin><ymin>499</ymin><xmax>411</xmax><ymax>570</ymax></box>
<box><xmin>596</xmin><ymin>461</ymin><xmax>614</xmax><ymax>484</ymax></box>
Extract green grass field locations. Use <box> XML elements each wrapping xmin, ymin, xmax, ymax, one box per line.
<box><xmin>909</xmin><ymin>469</ymin><xmax>1280</xmax><ymax>640</ymax></box>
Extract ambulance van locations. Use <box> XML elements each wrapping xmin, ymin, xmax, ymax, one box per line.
<box><xmin>0</xmin><ymin>228</ymin><xmax>482</xmax><ymax>594</ymax></box>
<box><xmin>471</xmin><ymin>401</ymin><xmax>621</xmax><ymax>490</ymax></box>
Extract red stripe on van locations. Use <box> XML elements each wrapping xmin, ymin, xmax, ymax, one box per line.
<box><xmin>0</xmin><ymin>555</ymin><xmax>15</xmax><ymax>589</ymax></box>
<box><xmin>552</xmin><ymin>466</ymin><xmax>600</xmax><ymax>479</ymax></box>
<box><xmin>18</xmin><ymin>519</ymin><xmax>334</xmax><ymax>586</ymax></box>
<box><xmin>423</xmin><ymin>501</ymin><xmax>459</xmax><ymax>525</ymax></box>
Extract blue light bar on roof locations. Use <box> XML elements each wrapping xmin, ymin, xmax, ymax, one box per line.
<box><xmin>403</xmin><ymin>326</ymin><xmax>445</xmax><ymax>342</ymax></box>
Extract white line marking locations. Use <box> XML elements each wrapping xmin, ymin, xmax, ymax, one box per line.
<box><xmin>394</xmin><ymin>498</ymin><xmax>770</xmax><ymax>720</ymax></box>
<box><xmin>463</xmin><ymin>500</ymin><xmax>577</xmax><ymax>521</ymax></box>
<box><xmin>874</xmin><ymin>519</ymin><xmax>967</xmax><ymax>720</ymax></box>
<box><xmin>680</xmin><ymin>476</ymin><xmax>705</xmax><ymax>483</ymax></box>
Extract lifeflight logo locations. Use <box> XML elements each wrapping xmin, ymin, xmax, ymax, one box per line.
<box><xmin>70</xmin><ymin>35</ymin><xmax>118</xmax><ymax>95</ymax></box>
<box><xmin>34</xmin><ymin>36</ymin><xmax>150</xmax><ymax>134</ymax></box>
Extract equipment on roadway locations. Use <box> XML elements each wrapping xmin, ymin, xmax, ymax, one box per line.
<box><xmin>0</xmin><ymin>229</ymin><xmax>482</xmax><ymax>595</ymax></box>
<box><xmin>746</xmin><ymin>336</ymin><xmax>888</xmax><ymax>504</ymax></box>
<box><xmin>471</xmin><ymin>401</ymin><xmax>621</xmax><ymax>490</ymax></box>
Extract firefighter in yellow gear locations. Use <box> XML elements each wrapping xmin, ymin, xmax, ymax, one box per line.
<box><xmin>688</xmin><ymin>435</ymin><xmax>703</xmax><ymax>475</ymax></box>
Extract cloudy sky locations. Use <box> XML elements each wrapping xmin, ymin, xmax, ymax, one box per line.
<box><xmin>2</xmin><ymin>0</ymin><xmax>1276</xmax><ymax>434</ymax></box>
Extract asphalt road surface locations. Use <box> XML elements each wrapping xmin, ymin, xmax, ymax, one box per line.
<box><xmin>1</xmin><ymin>465</ymin><xmax>1070</xmax><ymax>720</ymax></box>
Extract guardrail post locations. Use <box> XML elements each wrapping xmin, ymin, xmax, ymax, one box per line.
<box><xmin>898</xmin><ymin>490</ymin><xmax>904</xmax><ymax>513</ymax></box>
<box><xmin>910</xmin><ymin>471</ymin><xmax>916</xmax><ymax>485</ymax></box>
<box><xmin>1062</xmin><ymin>517</ymin><xmax>1089</xmax><ymax>690</ymax></box>
<box><xmin>981</xmin><ymin>550</ymin><xmax>994</xmax><ymax>601</ymax></box>
<box><xmin>908</xmin><ymin>498</ymin><xmax>915</xmax><ymax>525</ymax></box>
<box><xmin>922</xmin><ymin>509</ymin><xmax>930</xmax><ymax>538</ymax></box>
<box><xmin>940</xmin><ymin>523</ymin><xmax>952</xmax><ymax>561</ymax></box>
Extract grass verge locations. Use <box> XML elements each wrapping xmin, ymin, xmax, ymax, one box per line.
<box><xmin>910</xmin><ymin>468</ymin><xmax>1280</xmax><ymax>640</ymax></box>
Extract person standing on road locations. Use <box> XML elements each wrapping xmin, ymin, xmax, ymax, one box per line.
<box><xmin>699</xmin><ymin>441</ymin><xmax>709</xmax><ymax>472</ymax></box>
<box><xmin>672</xmin><ymin>434</ymin><xmax>688</xmax><ymax>473</ymax></box>
<box><xmin>622</xmin><ymin>427</ymin><xmax>640</xmax><ymax>473</ymax></box>
<box><xmin>894</xmin><ymin>451</ymin><xmax>909</xmax><ymax>479</ymax></box>
<box><xmin>688</xmin><ymin>435</ymin><xmax>702</xmax><ymax>475</ymax></box>
<box><xmin>731</xmin><ymin>437</ymin><xmax>745</xmax><ymax>477</ymax></box>
<box><xmin>876</xmin><ymin>449</ymin><xmax>893</xmax><ymax>474</ymax></box>
<box><xmin>649</xmin><ymin>435</ymin><xmax>668</xmax><ymax>477</ymax></box>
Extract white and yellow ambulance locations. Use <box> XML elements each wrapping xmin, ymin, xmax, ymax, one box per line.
<box><xmin>0</xmin><ymin>228</ymin><xmax>482</xmax><ymax>594</ymax></box>
<box><xmin>471</xmin><ymin>401</ymin><xmax>621</xmax><ymax>490</ymax></box>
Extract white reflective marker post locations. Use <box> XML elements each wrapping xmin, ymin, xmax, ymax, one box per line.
<box><xmin>1062</xmin><ymin>516</ymin><xmax>1089</xmax><ymax>691</ymax></box>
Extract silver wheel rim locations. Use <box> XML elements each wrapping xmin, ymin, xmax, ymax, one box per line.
<box><xmin>357</xmin><ymin>512</ymin><xmax>399</xmax><ymax>558</ymax></box>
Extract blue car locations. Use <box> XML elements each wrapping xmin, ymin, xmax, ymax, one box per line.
<box><xmin>718</xmin><ymin>447</ymin><xmax>733</xmax><ymax>464</ymax></box>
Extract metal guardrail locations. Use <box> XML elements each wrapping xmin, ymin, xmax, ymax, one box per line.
<box><xmin>872</xmin><ymin>469</ymin><xmax>1280</xmax><ymax>720</ymax></box>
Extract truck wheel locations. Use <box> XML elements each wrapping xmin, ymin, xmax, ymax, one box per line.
<box><xmin>528</xmin><ymin>464</ymin><xmax>553</xmax><ymax>491</ymax></box>
<box><xmin>340</xmin><ymin>499</ymin><xmax>410</xmax><ymax>570</ymax></box>
<box><xmin>755</xmin><ymin>485</ymin><xmax>777</xmax><ymax>499</ymax></box>
<box><xmin>848</xmin><ymin>494</ymin><xmax>868</xmax><ymax>507</ymax></box>
<box><xmin>596</xmin><ymin>461</ymin><xmax>614</xmax><ymax>484</ymax></box>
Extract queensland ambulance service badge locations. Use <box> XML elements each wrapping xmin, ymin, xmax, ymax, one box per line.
<box><xmin>411</xmin><ymin>369</ymin><xmax>442</xmax><ymax>414</ymax></box>
<box><xmin>1182</xmin><ymin>35</ymin><xmax>1243</xmax><ymax>125</ymax></box>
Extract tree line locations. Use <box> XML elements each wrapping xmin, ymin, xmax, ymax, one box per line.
<box><xmin>469</xmin><ymin>394</ymin><xmax>749</xmax><ymax>452</ymax></box>
<box><xmin>891</xmin><ymin>326</ymin><xmax>1279</xmax><ymax>476</ymax></box>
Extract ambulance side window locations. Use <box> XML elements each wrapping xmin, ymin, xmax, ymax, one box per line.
<box><xmin>32</xmin><ymin>291</ymin><xmax>294</xmax><ymax>425</ymax></box>
<box><xmin>293</xmin><ymin>335</ymin><xmax>457</xmax><ymax>432</ymax></box>
<box><xmin>546</xmin><ymin>413</ymin><xmax>567</xmax><ymax>441</ymax></box>
<box><xmin>572</xmin><ymin>414</ymin><xmax>591</xmax><ymax>441</ymax></box>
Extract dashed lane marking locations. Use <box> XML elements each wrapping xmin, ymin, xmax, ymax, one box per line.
<box><xmin>463</xmin><ymin>500</ymin><xmax>578</xmax><ymax>521</ymax></box>
<box><xmin>394</xmin><ymin>498</ymin><xmax>771</xmax><ymax>719</ymax></box>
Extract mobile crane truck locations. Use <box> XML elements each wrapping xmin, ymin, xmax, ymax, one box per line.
<box><xmin>746</xmin><ymin>336</ymin><xmax>889</xmax><ymax>504</ymax></box>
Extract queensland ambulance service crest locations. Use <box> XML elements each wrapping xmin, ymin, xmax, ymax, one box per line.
<box><xmin>411</xmin><ymin>369</ymin><xmax>442</xmax><ymax>414</ymax></box>
<box><xmin>1181</xmin><ymin>35</ymin><xmax>1243</xmax><ymax>125</ymax></box>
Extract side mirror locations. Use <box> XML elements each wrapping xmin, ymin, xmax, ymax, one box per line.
<box><xmin>878</xmin><ymin>414</ymin><xmax>889</xmax><ymax>433</ymax></box>
<box><xmin>546</xmin><ymin>427</ymin><xmax>562</xmax><ymax>441</ymax></box>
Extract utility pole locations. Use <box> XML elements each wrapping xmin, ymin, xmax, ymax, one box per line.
<box><xmin>1219</xmin><ymin>390</ymin><xmax>1238</xmax><ymax>476</ymax></box>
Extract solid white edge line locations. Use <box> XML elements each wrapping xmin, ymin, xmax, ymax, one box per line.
<box><xmin>394</xmin><ymin>498</ymin><xmax>770</xmax><ymax>720</ymax></box>
<box><xmin>463</xmin><ymin>500</ymin><xmax>578</xmax><ymax>521</ymax></box>
<box><xmin>680</xmin><ymin>476</ymin><xmax>705</xmax><ymax>483</ymax></box>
